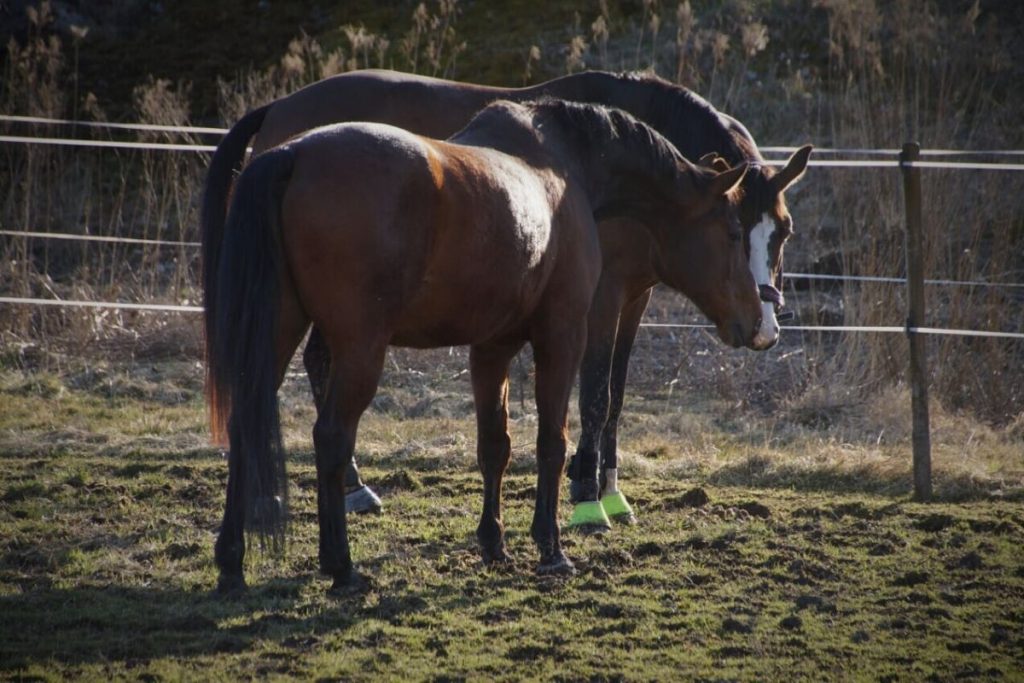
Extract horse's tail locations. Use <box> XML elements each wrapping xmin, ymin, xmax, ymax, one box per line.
<box><xmin>201</xmin><ymin>103</ymin><xmax>271</xmax><ymax>406</ymax></box>
<box><xmin>207</xmin><ymin>145</ymin><xmax>295</xmax><ymax>545</ymax></box>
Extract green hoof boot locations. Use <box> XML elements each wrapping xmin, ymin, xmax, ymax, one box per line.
<box><xmin>601</xmin><ymin>490</ymin><xmax>637</xmax><ymax>525</ymax></box>
<box><xmin>568</xmin><ymin>500</ymin><xmax>612</xmax><ymax>534</ymax></box>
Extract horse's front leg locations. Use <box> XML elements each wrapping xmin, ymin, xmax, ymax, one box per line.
<box><xmin>531</xmin><ymin>321</ymin><xmax>587</xmax><ymax>574</ymax></box>
<box><xmin>313</xmin><ymin>341</ymin><xmax>387</xmax><ymax>591</ymax></box>
<box><xmin>470</xmin><ymin>341</ymin><xmax>523</xmax><ymax>563</ymax></box>
<box><xmin>569</xmin><ymin>280</ymin><xmax>623</xmax><ymax>496</ymax></box>
<box><xmin>304</xmin><ymin>327</ymin><xmax>383</xmax><ymax>515</ymax></box>
<box><xmin>567</xmin><ymin>277</ymin><xmax>629</xmax><ymax>531</ymax></box>
<box><xmin>598</xmin><ymin>287</ymin><xmax>651</xmax><ymax>524</ymax></box>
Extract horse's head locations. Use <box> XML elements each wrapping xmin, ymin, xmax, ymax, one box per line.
<box><xmin>650</xmin><ymin>160</ymin><xmax>765</xmax><ymax>349</ymax></box>
<box><xmin>731</xmin><ymin>145</ymin><xmax>812</xmax><ymax>349</ymax></box>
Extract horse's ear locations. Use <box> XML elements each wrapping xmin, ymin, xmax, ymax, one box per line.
<box><xmin>697</xmin><ymin>152</ymin><xmax>731</xmax><ymax>173</ymax></box>
<box><xmin>708</xmin><ymin>161</ymin><xmax>748</xmax><ymax>197</ymax></box>
<box><xmin>771</xmin><ymin>144</ymin><xmax>813</xmax><ymax>193</ymax></box>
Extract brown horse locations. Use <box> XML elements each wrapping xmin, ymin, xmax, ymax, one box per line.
<box><xmin>205</xmin><ymin>99</ymin><xmax>756</xmax><ymax>591</ymax></box>
<box><xmin>202</xmin><ymin>69</ymin><xmax>811</xmax><ymax>527</ymax></box>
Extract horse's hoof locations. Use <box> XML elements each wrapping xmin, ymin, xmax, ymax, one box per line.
<box><xmin>601</xmin><ymin>490</ymin><xmax>637</xmax><ymax>525</ymax></box>
<box><xmin>215</xmin><ymin>573</ymin><xmax>247</xmax><ymax>597</ymax></box>
<box><xmin>568</xmin><ymin>478</ymin><xmax>600</xmax><ymax>505</ymax></box>
<box><xmin>537</xmin><ymin>554</ymin><xmax>575</xmax><ymax>576</ymax></box>
<box><xmin>345</xmin><ymin>485</ymin><xmax>383</xmax><ymax>515</ymax></box>
<box><xmin>327</xmin><ymin>569</ymin><xmax>366</xmax><ymax>595</ymax></box>
<box><xmin>566</xmin><ymin>500</ymin><xmax>612</xmax><ymax>534</ymax></box>
<box><xmin>481</xmin><ymin>545</ymin><xmax>512</xmax><ymax>565</ymax></box>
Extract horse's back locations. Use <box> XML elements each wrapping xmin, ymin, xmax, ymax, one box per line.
<box><xmin>255</xmin><ymin>70</ymin><xmax>508</xmax><ymax>153</ymax></box>
<box><xmin>276</xmin><ymin>121</ymin><xmax>578</xmax><ymax>348</ymax></box>
<box><xmin>276</xmin><ymin>116</ymin><xmax>598</xmax><ymax>348</ymax></box>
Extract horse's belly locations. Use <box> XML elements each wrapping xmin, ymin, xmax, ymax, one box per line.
<box><xmin>389</xmin><ymin>287</ymin><xmax>533</xmax><ymax>348</ymax></box>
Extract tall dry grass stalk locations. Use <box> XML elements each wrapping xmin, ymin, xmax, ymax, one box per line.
<box><xmin>216</xmin><ymin>32</ymin><xmax>346</xmax><ymax>124</ymax></box>
<box><xmin>1</xmin><ymin>4</ymin><xmax>204</xmax><ymax>356</ymax></box>
<box><xmin>807</xmin><ymin>0</ymin><xmax>1024</xmax><ymax>423</ymax></box>
<box><xmin>2</xmin><ymin>2</ymin><xmax>69</xmax><ymax>339</ymax></box>
<box><xmin>218</xmin><ymin>1</ymin><xmax>466</xmax><ymax>121</ymax></box>
<box><xmin>399</xmin><ymin>0</ymin><xmax>466</xmax><ymax>78</ymax></box>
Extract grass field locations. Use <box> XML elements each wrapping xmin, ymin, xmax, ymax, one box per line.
<box><xmin>1</xmin><ymin>352</ymin><xmax>1022</xmax><ymax>681</ymax></box>
<box><xmin>3</xmin><ymin>1</ymin><xmax>1023</xmax><ymax>679</ymax></box>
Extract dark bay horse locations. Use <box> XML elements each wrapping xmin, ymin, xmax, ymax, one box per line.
<box><xmin>206</xmin><ymin>99</ymin><xmax>756</xmax><ymax>591</ymax></box>
<box><xmin>202</xmin><ymin>69</ymin><xmax>812</xmax><ymax>528</ymax></box>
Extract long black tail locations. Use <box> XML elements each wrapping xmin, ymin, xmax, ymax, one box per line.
<box><xmin>201</xmin><ymin>104</ymin><xmax>271</xmax><ymax>408</ymax></box>
<box><xmin>207</xmin><ymin>146</ymin><xmax>294</xmax><ymax>546</ymax></box>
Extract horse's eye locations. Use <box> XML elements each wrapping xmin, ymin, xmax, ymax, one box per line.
<box><xmin>728</xmin><ymin>230</ymin><xmax>743</xmax><ymax>243</ymax></box>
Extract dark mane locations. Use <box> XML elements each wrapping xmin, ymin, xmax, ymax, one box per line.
<box><xmin>587</xmin><ymin>72</ymin><xmax>782</xmax><ymax>220</ymax></box>
<box><xmin>607</xmin><ymin>71</ymin><xmax>763</xmax><ymax>165</ymax></box>
<box><xmin>526</xmin><ymin>97</ymin><xmax>689</xmax><ymax>187</ymax></box>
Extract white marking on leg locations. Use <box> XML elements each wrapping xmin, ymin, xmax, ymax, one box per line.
<box><xmin>749</xmin><ymin>214</ymin><xmax>780</xmax><ymax>349</ymax></box>
<box><xmin>604</xmin><ymin>468</ymin><xmax>619</xmax><ymax>495</ymax></box>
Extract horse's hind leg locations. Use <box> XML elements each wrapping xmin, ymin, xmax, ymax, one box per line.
<box><xmin>304</xmin><ymin>328</ymin><xmax>382</xmax><ymax>515</ymax></box>
<box><xmin>312</xmin><ymin>339</ymin><xmax>387</xmax><ymax>590</ymax></box>
<box><xmin>214</xmin><ymin>419</ymin><xmax>250</xmax><ymax>595</ymax></box>
<box><xmin>215</xmin><ymin>295</ymin><xmax>309</xmax><ymax>594</ymax></box>
<box><xmin>470</xmin><ymin>341</ymin><xmax>523</xmax><ymax>563</ymax></box>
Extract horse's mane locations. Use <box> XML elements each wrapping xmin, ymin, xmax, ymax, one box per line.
<box><xmin>526</xmin><ymin>97</ymin><xmax>691</xmax><ymax>187</ymax></box>
<box><xmin>605</xmin><ymin>71</ymin><xmax>764</xmax><ymax>165</ymax></box>
<box><xmin>586</xmin><ymin>71</ymin><xmax>786</xmax><ymax>219</ymax></box>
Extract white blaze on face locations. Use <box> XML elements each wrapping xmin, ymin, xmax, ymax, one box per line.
<box><xmin>749</xmin><ymin>214</ymin><xmax>780</xmax><ymax>348</ymax></box>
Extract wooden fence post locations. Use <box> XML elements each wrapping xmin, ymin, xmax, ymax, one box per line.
<box><xmin>900</xmin><ymin>142</ymin><xmax>932</xmax><ymax>501</ymax></box>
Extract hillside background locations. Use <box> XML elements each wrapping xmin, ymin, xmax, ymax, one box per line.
<box><xmin>4</xmin><ymin>0</ymin><xmax>1024</xmax><ymax>127</ymax></box>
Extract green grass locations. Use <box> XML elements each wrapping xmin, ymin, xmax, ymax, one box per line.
<box><xmin>1</xmin><ymin>365</ymin><xmax>1023</xmax><ymax>680</ymax></box>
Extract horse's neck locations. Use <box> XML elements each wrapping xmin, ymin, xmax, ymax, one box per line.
<box><xmin>535</xmin><ymin>72</ymin><xmax>755</xmax><ymax>165</ymax></box>
<box><xmin>549</xmin><ymin>119</ymin><xmax>674</xmax><ymax>227</ymax></box>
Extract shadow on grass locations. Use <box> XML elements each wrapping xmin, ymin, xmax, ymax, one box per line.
<box><xmin>0</xmin><ymin>567</ymin><xmax>482</xmax><ymax>672</ymax></box>
<box><xmin>705</xmin><ymin>455</ymin><xmax>1024</xmax><ymax>503</ymax></box>
<box><xmin>0</xmin><ymin>581</ymin><xmax>311</xmax><ymax>670</ymax></box>
<box><xmin>0</xmin><ymin>533</ymin><xmax>504</xmax><ymax>674</ymax></box>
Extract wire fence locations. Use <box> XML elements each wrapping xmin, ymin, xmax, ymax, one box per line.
<box><xmin>5</xmin><ymin>117</ymin><xmax>1024</xmax><ymax>170</ymax></box>
<box><xmin>5</xmin><ymin>229</ymin><xmax>1024</xmax><ymax>292</ymax></box>
<box><xmin>6</xmin><ymin>133</ymin><xmax>1024</xmax><ymax>170</ymax></box>
<box><xmin>2</xmin><ymin>117</ymin><xmax>1023</xmax><ymax>344</ymax></box>
<box><xmin>5</xmin><ymin>114</ymin><xmax>1024</xmax><ymax>157</ymax></box>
